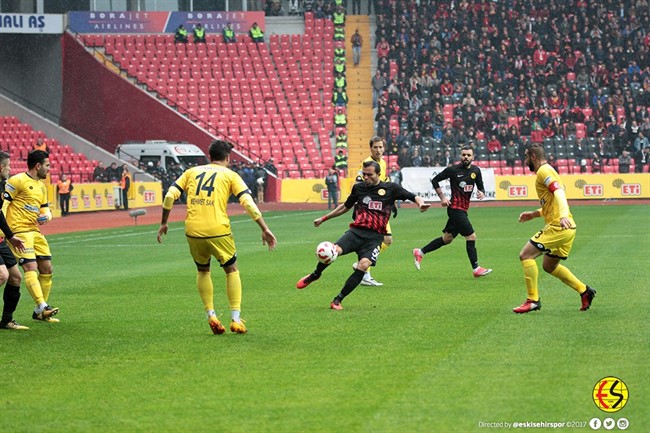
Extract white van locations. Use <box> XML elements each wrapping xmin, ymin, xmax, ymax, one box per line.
<box><xmin>115</xmin><ymin>140</ymin><xmax>209</xmax><ymax>171</ymax></box>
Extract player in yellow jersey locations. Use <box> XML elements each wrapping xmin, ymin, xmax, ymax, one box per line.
<box><xmin>157</xmin><ymin>140</ymin><xmax>277</xmax><ymax>334</ymax></box>
<box><xmin>352</xmin><ymin>136</ymin><xmax>390</xmax><ymax>286</ymax></box>
<box><xmin>2</xmin><ymin>150</ymin><xmax>60</xmax><ymax>323</ymax></box>
<box><xmin>513</xmin><ymin>143</ymin><xmax>596</xmax><ymax>313</ymax></box>
<box><xmin>0</xmin><ymin>151</ymin><xmax>28</xmax><ymax>330</ymax></box>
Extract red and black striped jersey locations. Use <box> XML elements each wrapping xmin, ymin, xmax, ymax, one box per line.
<box><xmin>431</xmin><ymin>163</ymin><xmax>484</xmax><ymax>212</ymax></box>
<box><xmin>344</xmin><ymin>181</ymin><xmax>416</xmax><ymax>235</ymax></box>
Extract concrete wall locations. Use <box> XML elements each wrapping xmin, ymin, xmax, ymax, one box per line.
<box><xmin>0</xmin><ymin>33</ymin><xmax>62</xmax><ymax>122</ymax></box>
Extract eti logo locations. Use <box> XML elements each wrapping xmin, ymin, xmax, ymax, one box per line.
<box><xmin>508</xmin><ymin>185</ymin><xmax>528</xmax><ymax>198</ymax></box>
<box><xmin>620</xmin><ymin>183</ymin><xmax>641</xmax><ymax>196</ymax></box>
<box><xmin>583</xmin><ymin>184</ymin><xmax>603</xmax><ymax>197</ymax></box>
<box><xmin>143</xmin><ymin>191</ymin><xmax>156</xmax><ymax>203</ymax></box>
<box><xmin>593</xmin><ymin>377</ymin><xmax>629</xmax><ymax>413</ymax></box>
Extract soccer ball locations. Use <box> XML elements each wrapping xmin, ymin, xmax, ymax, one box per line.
<box><xmin>316</xmin><ymin>241</ymin><xmax>338</xmax><ymax>264</ymax></box>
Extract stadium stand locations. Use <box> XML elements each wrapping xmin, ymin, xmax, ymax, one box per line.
<box><xmin>370</xmin><ymin>0</ymin><xmax>649</xmax><ymax>174</ymax></box>
<box><xmin>0</xmin><ymin>116</ymin><xmax>98</xmax><ymax>183</ymax></box>
<box><xmin>80</xmin><ymin>14</ymin><xmax>337</xmax><ymax>179</ymax></box>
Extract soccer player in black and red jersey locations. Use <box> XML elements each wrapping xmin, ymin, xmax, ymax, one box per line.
<box><xmin>413</xmin><ymin>145</ymin><xmax>492</xmax><ymax>278</ymax></box>
<box><xmin>296</xmin><ymin>161</ymin><xmax>430</xmax><ymax>310</ymax></box>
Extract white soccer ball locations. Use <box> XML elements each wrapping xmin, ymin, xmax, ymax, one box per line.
<box><xmin>316</xmin><ymin>241</ymin><xmax>338</xmax><ymax>264</ymax></box>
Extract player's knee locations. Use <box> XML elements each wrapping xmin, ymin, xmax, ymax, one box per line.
<box><xmin>223</xmin><ymin>263</ymin><xmax>239</xmax><ymax>274</ymax></box>
<box><xmin>7</xmin><ymin>268</ymin><xmax>21</xmax><ymax>286</ymax></box>
<box><xmin>37</xmin><ymin>261</ymin><xmax>53</xmax><ymax>275</ymax></box>
<box><xmin>0</xmin><ymin>267</ymin><xmax>8</xmax><ymax>285</ymax></box>
<box><xmin>357</xmin><ymin>258</ymin><xmax>372</xmax><ymax>272</ymax></box>
<box><xmin>542</xmin><ymin>262</ymin><xmax>557</xmax><ymax>274</ymax></box>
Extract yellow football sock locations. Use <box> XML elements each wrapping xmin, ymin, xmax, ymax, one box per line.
<box><xmin>39</xmin><ymin>273</ymin><xmax>53</xmax><ymax>302</ymax></box>
<box><xmin>551</xmin><ymin>265</ymin><xmax>587</xmax><ymax>294</ymax></box>
<box><xmin>380</xmin><ymin>242</ymin><xmax>390</xmax><ymax>253</ymax></box>
<box><xmin>226</xmin><ymin>270</ymin><xmax>242</xmax><ymax>311</ymax></box>
<box><xmin>24</xmin><ymin>270</ymin><xmax>45</xmax><ymax>306</ymax></box>
<box><xmin>196</xmin><ymin>271</ymin><xmax>214</xmax><ymax>313</ymax></box>
<box><xmin>522</xmin><ymin>259</ymin><xmax>539</xmax><ymax>301</ymax></box>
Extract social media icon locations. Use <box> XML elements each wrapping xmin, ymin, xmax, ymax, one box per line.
<box><xmin>589</xmin><ymin>418</ymin><xmax>602</xmax><ymax>430</ymax></box>
<box><xmin>603</xmin><ymin>418</ymin><xmax>615</xmax><ymax>430</ymax></box>
<box><xmin>617</xmin><ymin>418</ymin><xmax>629</xmax><ymax>430</ymax></box>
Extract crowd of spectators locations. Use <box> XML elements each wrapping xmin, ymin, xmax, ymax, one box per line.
<box><xmin>371</xmin><ymin>0</ymin><xmax>650</xmax><ymax>173</ymax></box>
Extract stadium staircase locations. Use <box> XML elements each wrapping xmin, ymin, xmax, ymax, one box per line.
<box><xmin>344</xmin><ymin>16</ymin><xmax>376</xmax><ymax>173</ymax></box>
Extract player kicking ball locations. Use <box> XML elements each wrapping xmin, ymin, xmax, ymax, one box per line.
<box><xmin>296</xmin><ymin>161</ymin><xmax>429</xmax><ymax>310</ymax></box>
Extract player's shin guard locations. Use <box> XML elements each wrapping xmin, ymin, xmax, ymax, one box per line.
<box><xmin>336</xmin><ymin>269</ymin><xmax>365</xmax><ymax>301</ymax></box>
<box><xmin>196</xmin><ymin>271</ymin><xmax>214</xmax><ymax>312</ymax></box>
<box><xmin>38</xmin><ymin>273</ymin><xmax>52</xmax><ymax>302</ymax></box>
<box><xmin>226</xmin><ymin>270</ymin><xmax>242</xmax><ymax>312</ymax></box>
<box><xmin>550</xmin><ymin>265</ymin><xmax>586</xmax><ymax>293</ymax></box>
<box><xmin>2</xmin><ymin>284</ymin><xmax>21</xmax><ymax>322</ymax></box>
<box><xmin>24</xmin><ymin>270</ymin><xmax>45</xmax><ymax>306</ymax></box>
<box><xmin>466</xmin><ymin>240</ymin><xmax>478</xmax><ymax>269</ymax></box>
<box><xmin>522</xmin><ymin>259</ymin><xmax>539</xmax><ymax>301</ymax></box>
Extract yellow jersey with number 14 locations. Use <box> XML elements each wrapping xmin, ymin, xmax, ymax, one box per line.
<box><xmin>167</xmin><ymin>164</ymin><xmax>251</xmax><ymax>238</ymax></box>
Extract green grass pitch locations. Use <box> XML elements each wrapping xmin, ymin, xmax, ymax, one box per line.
<box><xmin>2</xmin><ymin>203</ymin><xmax>648</xmax><ymax>432</ymax></box>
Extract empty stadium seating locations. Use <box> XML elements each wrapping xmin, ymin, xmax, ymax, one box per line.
<box><xmin>0</xmin><ymin>116</ymin><xmax>97</xmax><ymax>183</ymax></box>
<box><xmin>82</xmin><ymin>15</ymin><xmax>336</xmax><ymax>179</ymax></box>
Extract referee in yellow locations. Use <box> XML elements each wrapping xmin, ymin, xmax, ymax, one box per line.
<box><xmin>513</xmin><ymin>143</ymin><xmax>596</xmax><ymax>313</ymax></box>
<box><xmin>157</xmin><ymin>140</ymin><xmax>277</xmax><ymax>334</ymax></box>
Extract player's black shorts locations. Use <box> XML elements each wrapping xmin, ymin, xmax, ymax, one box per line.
<box><xmin>335</xmin><ymin>227</ymin><xmax>383</xmax><ymax>267</ymax></box>
<box><xmin>0</xmin><ymin>240</ymin><xmax>18</xmax><ymax>268</ymax></box>
<box><xmin>442</xmin><ymin>207</ymin><xmax>475</xmax><ymax>237</ymax></box>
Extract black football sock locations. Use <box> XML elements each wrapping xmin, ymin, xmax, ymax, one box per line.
<box><xmin>466</xmin><ymin>240</ymin><xmax>479</xmax><ymax>269</ymax></box>
<box><xmin>314</xmin><ymin>262</ymin><xmax>329</xmax><ymax>277</ymax></box>
<box><xmin>335</xmin><ymin>269</ymin><xmax>365</xmax><ymax>301</ymax></box>
<box><xmin>422</xmin><ymin>237</ymin><xmax>446</xmax><ymax>254</ymax></box>
<box><xmin>2</xmin><ymin>284</ymin><xmax>21</xmax><ymax>322</ymax></box>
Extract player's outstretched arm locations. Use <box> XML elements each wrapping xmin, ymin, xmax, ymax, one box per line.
<box><xmin>314</xmin><ymin>203</ymin><xmax>349</xmax><ymax>227</ymax></box>
<box><xmin>414</xmin><ymin>196</ymin><xmax>430</xmax><ymax>212</ymax></box>
<box><xmin>254</xmin><ymin>217</ymin><xmax>277</xmax><ymax>251</ymax></box>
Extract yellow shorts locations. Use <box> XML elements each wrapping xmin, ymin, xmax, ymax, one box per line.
<box><xmin>186</xmin><ymin>234</ymin><xmax>236</xmax><ymax>267</ymax></box>
<box><xmin>385</xmin><ymin>221</ymin><xmax>392</xmax><ymax>236</ymax></box>
<box><xmin>8</xmin><ymin>231</ymin><xmax>52</xmax><ymax>264</ymax></box>
<box><xmin>529</xmin><ymin>224</ymin><xmax>576</xmax><ymax>259</ymax></box>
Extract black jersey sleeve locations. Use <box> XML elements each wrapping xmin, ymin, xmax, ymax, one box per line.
<box><xmin>430</xmin><ymin>167</ymin><xmax>451</xmax><ymax>189</ymax></box>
